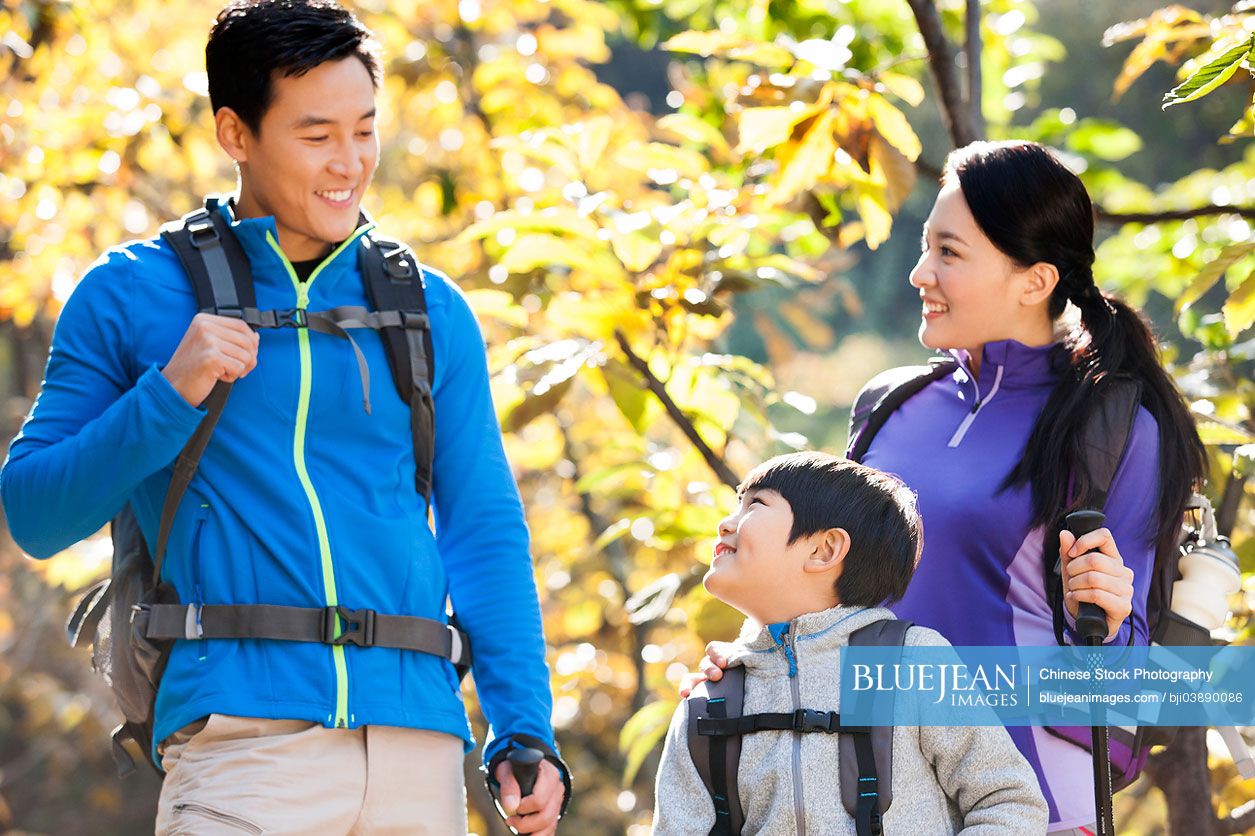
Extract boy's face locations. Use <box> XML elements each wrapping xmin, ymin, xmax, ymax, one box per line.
<box><xmin>226</xmin><ymin>56</ymin><xmax>379</xmax><ymax>262</ymax></box>
<box><xmin>705</xmin><ymin>487</ymin><xmax>824</xmax><ymax>622</ymax></box>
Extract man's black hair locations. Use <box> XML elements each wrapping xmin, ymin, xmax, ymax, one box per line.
<box><xmin>206</xmin><ymin>0</ymin><xmax>382</xmax><ymax>134</ymax></box>
<box><xmin>739</xmin><ymin>452</ymin><xmax>922</xmax><ymax>607</ymax></box>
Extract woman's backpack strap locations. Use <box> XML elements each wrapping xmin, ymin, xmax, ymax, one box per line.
<box><xmin>686</xmin><ymin>666</ymin><xmax>746</xmax><ymax>835</ymax></box>
<box><xmin>847</xmin><ymin>360</ymin><xmax>958</xmax><ymax>462</ymax></box>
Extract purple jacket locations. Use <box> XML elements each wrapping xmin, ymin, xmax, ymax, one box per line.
<box><xmin>859</xmin><ymin>339</ymin><xmax>1161</xmax><ymax>830</ymax></box>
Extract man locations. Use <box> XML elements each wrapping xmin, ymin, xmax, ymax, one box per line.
<box><xmin>0</xmin><ymin>2</ymin><xmax>568</xmax><ymax>833</ymax></box>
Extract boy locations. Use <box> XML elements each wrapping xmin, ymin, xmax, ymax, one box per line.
<box><xmin>652</xmin><ymin>452</ymin><xmax>1047</xmax><ymax>834</ymax></box>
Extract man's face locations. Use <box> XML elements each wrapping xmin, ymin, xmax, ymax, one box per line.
<box><xmin>231</xmin><ymin>56</ymin><xmax>378</xmax><ymax>262</ymax></box>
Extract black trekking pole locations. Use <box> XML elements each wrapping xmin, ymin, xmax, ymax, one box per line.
<box><xmin>490</xmin><ymin>747</ymin><xmax>545</xmax><ymax>834</ymax></box>
<box><xmin>1065</xmin><ymin>510</ymin><xmax>1116</xmax><ymax>836</ymax></box>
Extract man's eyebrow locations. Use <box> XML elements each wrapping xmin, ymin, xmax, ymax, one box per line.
<box><xmin>291</xmin><ymin>109</ymin><xmax>376</xmax><ymax>130</ymax></box>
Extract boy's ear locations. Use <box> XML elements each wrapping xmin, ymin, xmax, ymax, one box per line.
<box><xmin>215</xmin><ymin>107</ymin><xmax>252</xmax><ymax>164</ymax></box>
<box><xmin>803</xmin><ymin>527</ymin><xmax>850</xmax><ymax>573</ymax></box>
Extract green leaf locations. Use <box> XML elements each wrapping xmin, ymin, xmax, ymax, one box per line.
<box><xmin>592</xmin><ymin>518</ymin><xmax>632</xmax><ymax>553</ymax></box>
<box><xmin>501</xmin><ymin>375</ymin><xmax>574</xmax><ymax>433</ymax></box>
<box><xmin>1222</xmin><ymin>266</ymin><xmax>1255</xmax><ymax>337</ymax></box>
<box><xmin>1065</xmin><ymin>120</ymin><xmax>1143</xmax><ymax>161</ymax></box>
<box><xmin>1163</xmin><ymin>38</ymin><xmax>1254</xmax><ymax>108</ymax></box>
<box><xmin>619</xmin><ymin>699</ymin><xmax>676</xmax><ymax>786</ymax></box>
<box><xmin>1176</xmin><ymin>242</ymin><xmax>1255</xmax><ymax>313</ymax></box>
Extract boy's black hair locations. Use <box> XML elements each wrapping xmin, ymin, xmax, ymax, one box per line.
<box><xmin>206</xmin><ymin>0</ymin><xmax>382</xmax><ymax>134</ymax></box>
<box><xmin>739</xmin><ymin>452</ymin><xmax>922</xmax><ymax>607</ymax></box>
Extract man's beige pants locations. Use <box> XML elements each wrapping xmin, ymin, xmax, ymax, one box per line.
<box><xmin>155</xmin><ymin>714</ymin><xmax>468</xmax><ymax>835</ymax></box>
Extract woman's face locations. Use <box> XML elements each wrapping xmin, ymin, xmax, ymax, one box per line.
<box><xmin>909</xmin><ymin>181</ymin><xmax>1039</xmax><ymax>355</ymax></box>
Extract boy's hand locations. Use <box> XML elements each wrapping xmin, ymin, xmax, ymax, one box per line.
<box><xmin>495</xmin><ymin>758</ymin><xmax>565</xmax><ymax>835</ymax></box>
<box><xmin>1058</xmin><ymin>526</ymin><xmax>1134</xmax><ymax>642</ymax></box>
<box><xmin>677</xmin><ymin>641</ymin><xmax>735</xmax><ymax>697</ymax></box>
<box><xmin>162</xmin><ymin>312</ymin><xmax>259</xmax><ymax>407</ymax></box>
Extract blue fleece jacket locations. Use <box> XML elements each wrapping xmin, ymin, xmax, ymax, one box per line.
<box><xmin>1</xmin><ymin>199</ymin><xmax>556</xmax><ymax>770</ymax></box>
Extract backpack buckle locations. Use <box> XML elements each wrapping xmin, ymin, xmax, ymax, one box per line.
<box><xmin>793</xmin><ymin>708</ymin><xmax>836</xmax><ymax>733</ymax></box>
<box><xmin>399</xmin><ymin>310</ymin><xmax>429</xmax><ymax>330</ymax></box>
<box><xmin>273</xmin><ymin>308</ymin><xmax>307</xmax><ymax>329</ymax></box>
<box><xmin>324</xmin><ymin>606</ymin><xmax>376</xmax><ymax>647</ymax></box>
<box><xmin>186</xmin><ymin>218</ymin><xmax>221</xmax><ymax>249</ymax></box>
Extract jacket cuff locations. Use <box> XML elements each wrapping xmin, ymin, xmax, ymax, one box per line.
<box><xmin>483</xmin><ymin>733</ymin><xmax>572</xmax><ymax>818</ymax></box>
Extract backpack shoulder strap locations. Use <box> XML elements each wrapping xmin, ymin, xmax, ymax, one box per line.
<box><xmin>1048</xmin><ymin>378</ymin><xmax>1143</xmax><ymax>645</ymax></box>
<box><xmin>847</xmin><ymin>360</ymin><xmax>958</xmax><ymax>462</ymax></box>
<box><xmin>841</xmin><ymin>618</ymin><xmax>913</xmax><ymax>834</ymax></box>
<box><xmin>687</xmin><ymin>666</ymin><xmax>746</xmax><ymax>835</ymax></box>
<box><xmin>150</xmin><ymin>199</ymin><xmax>256</xmax><ymax>579</ymax></box>
<box><xmin>359</xmin><ymin>233</ymin><xmax>436</xmax><ymax>500</ymax></box>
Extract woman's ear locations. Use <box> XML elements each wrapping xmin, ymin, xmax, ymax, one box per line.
<box><xmin>1020</xmin><ymin>261</ymin><xmax>1060</xmax><ymax>307</ymax></box>
<box><xmin>803</xmin><ymin>528</ymin><xmax>851</xmax><ymax>573</ymax></box>
<box><xmin>215</xmin><ymin>107</ymin><xmax>251</xmax><ymax>164</ymax></box>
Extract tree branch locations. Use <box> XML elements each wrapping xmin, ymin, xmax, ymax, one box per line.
<box><xmin>964</xmin><ymin>0</ymin><xmax>984</xmax><ymax>139</ymax></box>
<box><xmin>614</xmin><ymin>331</ymin><xmax>740</xmax><ymax>490</ymax></box>
<box><xmin>906</xmin><ymin>0</ymin><xmax>981</xmax><ymax>147</ymax></box>
<box><xmin>1096</xmin><ymin>205</ymin><xmax>1255</xmax><ymax>224</ymax></box>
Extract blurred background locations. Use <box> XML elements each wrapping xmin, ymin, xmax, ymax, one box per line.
<box><xmin>1</xmin><ymin>0</ymin><xmax>1253</xmax><ymax>832</ymax></box>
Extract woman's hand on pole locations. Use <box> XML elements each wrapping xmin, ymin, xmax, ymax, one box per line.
<box><xmin>1059</xmin><ymin>526</ymin><xmax>1135</xmax><ymax>642</ymax></box>
<box><xmin>677</xmin><ymin>641</ymin><xmax>735</xmax><ymax>697</ymax></box>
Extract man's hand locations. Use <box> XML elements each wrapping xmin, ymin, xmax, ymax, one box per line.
<box><xmin>495</xmin><ymin>758</ymin><xmax>565</xmax><ymax>835</ymax></box>
<box><xmin>677</xmin><ymin>641</ymin><xmax>735</xmax><ymax>697</ymax></box>
<box><xmin>161</xmin><ymin>313</ymin><xmax>259</xmax><ymax>406</ymax></box>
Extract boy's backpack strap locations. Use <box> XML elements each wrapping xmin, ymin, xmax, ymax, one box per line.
<box><xmin>847</xmin><ymin>360</ymin><xmax>958</xmax><ymax>462</ymax></box>
<box><xmin>1047</xmin><ymin>378</ymin><xmax>1143</xmax><ymax>646</ymax></box>
<box><xmin>687</xmin><ymin>666</ymin><xmax>746</xmax><ymax>835</ymax></box>
<box><xmin>841</xmin><ymin>618</ymin><xmax>912</xmax><ymax>835</ymax></box>
<box><xmin>360</xmin><ymin>233</ymin><xmax>436</xmax><ymax>500</ymax></box>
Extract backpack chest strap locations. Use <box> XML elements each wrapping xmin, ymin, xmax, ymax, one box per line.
<box><xmin>696</xmin><ymin>709</ymin><xmax>868</xmax><ymax>736</ymax></box>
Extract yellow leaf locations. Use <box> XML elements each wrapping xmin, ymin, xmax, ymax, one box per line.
<box><xmin>867</xmin><ymin>94</ymin><xmax>921</xmax><ymax>162</ymax></box>
<box><xmin>879</xmin><ymin>72</ymin><xmax>925</xmax><ymax>107</ymax></box>
<box><xmin>856</xmin><ymin>190</ymin><xmax>893</xmax><ymax>250</ymax></box>
<box><xmin>868</xmin><ymin>134</ymin><xmax>916</xmax><ymax>212</ymax></box>
<box><xmin>576</xmin><ymin>116</ymin><xmax>614</xmax><ymax>171</ymax></box>
<box><xmin>466</xmin><ymin>289</ymin><xmax>528</xmax><ymax>328</ymax></box>
<box><xmin>778</xmin><ymin>300</ymin><xmax>835</xmax><ymax>349</ymax></box>
<box><xmin>767</xmin><ymin>109</ymin><xmax>837</xmax><ymax>206</ymax></box>
<box><xmin>1223</xmin><ymin>268</ymin><xmax>1255</xmax><ymax>337</ymax></box>
<box><xmin>656</xmin><ymin>113</ymin><xmax>730</xmax><ymax>156</ymax></box>
<box><xmin>610</xmin><ymin>230</ymin><xmax>663</xmax><ymax>272</ymax></box>
<box><xmin>736</xmin><ymin>105</ymin><xmax>815</xmax><ymax>154</ymax></box>
<box><xmin>500</xmin><ymin>233</ymin><xmax>597</xmax><ymax>273</ymax></box>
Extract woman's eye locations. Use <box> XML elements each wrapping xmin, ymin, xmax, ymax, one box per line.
<box><xmin>940</xmin><ymin>246</ymin><xmax>956</xmax><ymax>257</ymax></box>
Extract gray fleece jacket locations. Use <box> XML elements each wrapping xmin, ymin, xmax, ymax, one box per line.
<box><xmin>652</xmin><ymin>605</ymin><xmax>1048</xmax><ymax>835</ymax></box>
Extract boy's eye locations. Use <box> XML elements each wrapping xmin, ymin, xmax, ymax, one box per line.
<box><xmin>304</xmin><ymin>136</ymin><xmax>329</xmax><ymax>142</ymax></box>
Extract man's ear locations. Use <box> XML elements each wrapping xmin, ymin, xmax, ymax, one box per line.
<box><xmin>803</xmin><ymin>528</ymin><xmax>850</xmax><ymax>574</ymax></box>
<box><xmin>1020</xmin><ymin>261</ymin><xmax>1060</xmax><ymax>308</ymax></box>
<box><xmin>215</xmin><ymin>107</ymin><xmax>252</xmax><ymax>164</ymax></box>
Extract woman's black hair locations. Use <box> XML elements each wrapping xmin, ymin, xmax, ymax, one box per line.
<box><xmin>943</xmin><ymin>141</ymin><xmax>1207</xmax><ymax>569</ymax></box>
<box><xmin>739</xmin><ymin>452</ymin><xmax>923</xmax><ymax>606</ymax></box>
<box><xmin>206</xmin><ymin>0</ymin><xmax>381</xmax><ymax>134</ymax></box>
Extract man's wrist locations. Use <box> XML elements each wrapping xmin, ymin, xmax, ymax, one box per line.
<box><xmin>484</xmin><ymin>733</ymin><xmax>572</xmax><ymax>818</ymax></box>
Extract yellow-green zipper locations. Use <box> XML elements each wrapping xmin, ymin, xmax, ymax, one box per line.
<box><xmin>266</xmin><ymin>226</ymin><xmax>372</xmax><ymax>727</ymax></box>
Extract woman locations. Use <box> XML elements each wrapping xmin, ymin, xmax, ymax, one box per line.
<box><xmin>695</xmin><ymin>141</ymin><xmax>1207</xmax><ymax>833</ymax></box>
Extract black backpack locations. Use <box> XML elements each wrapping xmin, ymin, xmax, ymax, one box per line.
<box><xmin>65</xmin><ymin>198</ymin><xmax>469</xmax><ymax>775</ymax></box>
<box><xmin>844</xmin><ymin>361</ymin><xmax>1224</xmax><ymax>788</ymax></box>
<box><xmin>686</xmin><ymin>618</ymin><xmax>912</xmax><ymax>836</ymax></box>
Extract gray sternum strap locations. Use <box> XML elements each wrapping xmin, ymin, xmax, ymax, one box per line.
<box><xmin>140</xmin><ymin>602</ymin><xmax>469</xmax><ymax>666</ymax></box>
<box><xmin>228</xmin><ymin>304</ymin><xmax>430</xmax><ymax>417</ymax></box>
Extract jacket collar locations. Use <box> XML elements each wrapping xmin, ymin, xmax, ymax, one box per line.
<box><xmin>207</xmin><ymin>194</ymin><xmax>375</xmax><ymax>291</ymax></box>
<box><xmin>729</xmin><ymin>604</ymin><xmax>898</xmax><ymax>670</ymax></box>
<box><xmin>947</xmin><ymin>339</ymin><xmax>1066</xmax><ymax>392</ymax></box>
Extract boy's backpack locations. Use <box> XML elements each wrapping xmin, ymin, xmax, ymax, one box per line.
<box><xmin>686</xmin><ymin>618</ymin><xmax>912</xmax><ymax>836</ymax></box>
<box><xmin>844</xmin><ymin>362</ymin><xmax>1227</xmax><ymax>789</ymax></box>
<box><xmin>64</xmin><ymin>197</ymin><xmax>469</xmax><ymax>776</ymax></box>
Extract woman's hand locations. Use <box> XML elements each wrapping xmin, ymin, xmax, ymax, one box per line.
<box><xmin>677</xmin><ymin>641</ymin><xmax>735</xmax><ymax>697</ymax></box>
<box><xmin>1058</xmin><ymin>526</ymin><xmax>1135</xmax><ymax>642</ymax></box>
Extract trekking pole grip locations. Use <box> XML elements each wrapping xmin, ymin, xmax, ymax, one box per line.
<box><xmin>508</xmin><ymin>747</ymin><xmax>544</xmax><ymax>798</ymax></box>
<box><xmin>1065</xmin><ymin>510</ymin><xmax>1109</xmax><ymax>644</ymax></box>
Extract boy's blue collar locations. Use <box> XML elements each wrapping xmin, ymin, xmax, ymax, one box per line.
<box><xmin>767</xmin><ymin>621</ymin><xmax>791</xmax><ymax>644</ymax></box>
